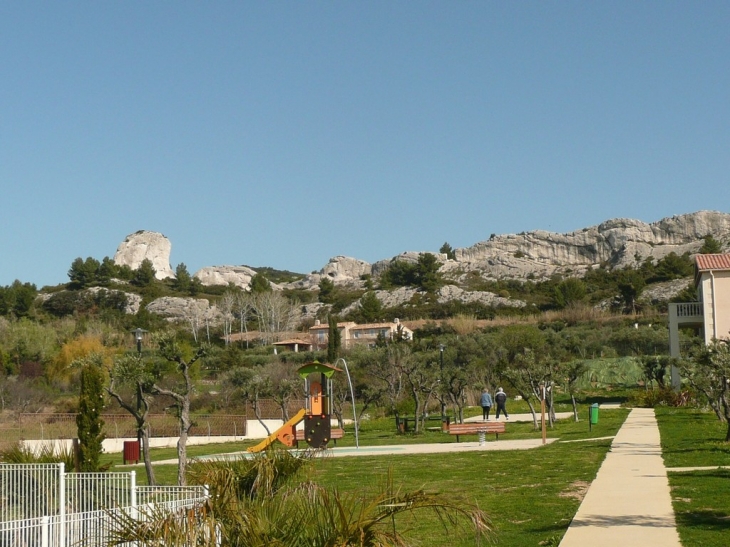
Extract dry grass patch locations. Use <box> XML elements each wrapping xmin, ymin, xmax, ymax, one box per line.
<box><xmin>559</xmin><ymin>480</ymin><xmax>590</xmax><ymax>501</ymax></box>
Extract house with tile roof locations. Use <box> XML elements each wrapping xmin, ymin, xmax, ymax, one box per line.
<box><xmin>668</xmin><ymin>253</ymin><xmax>730</xmax><ymax>387</ymax></box>
<box><xmin>309</xmin><ymin>319</ymin><xmax>413</xmax><ymax>350</ymax></box>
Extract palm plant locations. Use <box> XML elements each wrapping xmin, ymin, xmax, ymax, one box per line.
<box><xmin>109</xmin><ymin>448</ymin><xmax>492</xmax><ymax>546</ymax></box>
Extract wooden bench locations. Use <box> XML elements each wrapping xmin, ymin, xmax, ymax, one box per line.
<box><xmin>295</xmin><ymin>428</ymin><xmax>345</xmax><ymax>446</ymax></box>
<box><xmin>448</xmin><ymin>422</ymin><xmax>505</xmax><ymax>443</ymax></box>
<box><xmin>396</xmin><ymin>415</ymin><xmax>451</xmax><ymax>433</ymax></box>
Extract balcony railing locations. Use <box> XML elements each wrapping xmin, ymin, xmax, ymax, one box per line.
<box><xmin>673</xmin><ymin>302</ymin><xmax>703</xmax><ymax>318</ymax></box>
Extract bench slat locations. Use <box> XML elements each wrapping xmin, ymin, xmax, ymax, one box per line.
<box><xmin>448</xmin><ymin>422</ymin><xmax>505</xmax><ymax>442</ymax></box>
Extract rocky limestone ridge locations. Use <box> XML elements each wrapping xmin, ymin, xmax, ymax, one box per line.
<box><xmin>113</xmin><ymin>231</ymin><xmax>175</xmax><ymax>280</ymax></box>
<box><xmin>146</xmin><ymin>296</ymin><xmax>220</xmax><ymax>323</ymax></box>
<box><xmin>116</xmin><ymin>210</ymin><xmax>728</xmax><ymax>294</ymax></box>
<box><xmin>340</xmin><ymin>285</ymin><xmax>526</xmax><ymax>316</ymax></box>
<box><xmin>444</xmin><ymin>210</ymin><xmax>730</xmax><ymax>281</ymax></box>
<box><xmin>192</xmin><ymin>265</ymin><xmax>281</xmax><ymax>290</ymax></box>
<box><xmin>284</xmin><ymin>211</ymin><xmax>729</xmax><ymax>289</ymax></box>
<box><xmin>283</xmin><ymin>252</ymin><xmax>446</xmax><ymax>291</ymax></box>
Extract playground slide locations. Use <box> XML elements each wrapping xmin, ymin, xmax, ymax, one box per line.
<box><xmin>247</xmin><ymin>408</ymin><xmax>307</xmax><ymax>453</ymax></box>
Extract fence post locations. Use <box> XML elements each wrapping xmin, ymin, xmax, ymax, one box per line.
<box><xmin>41</xmin><ymin>515</ymin><xmax>50</xmax><ymax>547</ymax></box>
<box><xmin>130</xmin><ymin>470</ymin><xmax>137</xmax><ymax>520</ymax></box>
<box><xmin>58</xmin><ymin>462</ymin><xmax>65</xmax><ymax>547</ymax></box>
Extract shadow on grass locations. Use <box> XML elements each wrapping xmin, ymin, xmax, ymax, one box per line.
<box><xmin>676</xmin><ymin>510</ymin><xmax>730</xmax><ymax>532</ymax></box>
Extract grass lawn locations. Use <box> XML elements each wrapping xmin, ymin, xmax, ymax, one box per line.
<box><xmin>107</xmin><ymin>406</ymin><xmax>629</xmax><ymax>545</ymax></box>
<box><xmin>656</xmin><ymin>406</ymin><xmax>730</xmax><ymax>547</ymax></box>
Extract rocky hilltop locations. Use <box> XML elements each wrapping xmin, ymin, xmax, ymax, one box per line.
<box><xmin>103</xmin><ymin>210</ymin><xmax>729</xmax><ymax>323</ymax></box>
<box><xmin>444</xmin><ymin>210</ymin><xmax>730</xmax><ymax>282</ymax></box>
<box><xmin>289</xmin><ymin>210</ymin><xmax>730</xmax><ymax>289</ymax></box>
<box><xmin>113</xmin><ymin>230</ymin><xmax>175</xmax><ymax>280</ymax></box>
<box><xmin>113</xmin><ymin>211</ymin><xmax>729</xmax><ymax>291</ymax></box>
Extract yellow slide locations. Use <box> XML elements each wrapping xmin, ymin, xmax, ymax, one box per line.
<box><xmin>247</xmin><ymin>408</ymin><xmax>307</xmax><ymax>453</ymax></box>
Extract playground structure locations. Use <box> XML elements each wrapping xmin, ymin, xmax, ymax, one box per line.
<box><xmin>247</xmin><ymin>361</ymin><xmax>343</xmax><ymax>452</ymax></box>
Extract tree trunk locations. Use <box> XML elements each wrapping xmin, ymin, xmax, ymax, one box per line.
<box><xmin>526</xmin><ymin>398</ymin><xmax>538</xmax><ymax>429</ymax></box>
<box><xmin>253</xmin><ymin>400</ymin><xmax>271</xmax><ymax>436</ymax></box>
<box><xmin>571</xmin><ymin>394</ymin><xmax>579</xmax><ymax>422</ymax></box>
<box><xmin>177</xmin><ymin>398</ymin><xmax>191</xmax><ymax>486</ymax></box>
<box><xmin>141</xmin><ymin>422</ymin><xmax>155</xmax><ymax>486</ymax></box>
<box><xmin>107</xmin><ymin>383</ymin><xmax>156</xmax><ymax>485</ymax></box>
<box><xmin>409</xmin><ymin>384</ymin><xmax>421</xmax><ymax>433</ymax></box>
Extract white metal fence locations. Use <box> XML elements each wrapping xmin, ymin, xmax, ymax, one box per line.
<box><xmin>0</xmin><ymin>463</ymin><xmax>208</xmax><ymax>547</ymax></box>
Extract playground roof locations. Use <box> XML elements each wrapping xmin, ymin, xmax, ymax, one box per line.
<box><xmin>297</xmin><ymin>361</ymin><xmax>343</xmax><ymax>379</ymax></box>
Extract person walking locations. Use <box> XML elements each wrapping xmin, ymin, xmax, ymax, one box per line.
<box><xmin>480</xmin><ymin>388</ymin><xmax>493</xmax><ymax>421</ymax></box>
<box><xmin>495</xmin><ymin>387</ymin><xmax>509</xmax><ymax>420</ymax></box>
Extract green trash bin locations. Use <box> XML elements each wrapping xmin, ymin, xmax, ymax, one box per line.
<box><xmin>589</xmin><ymin>403</ymin><xmax>599</xmax><ymax>425</ymax></box>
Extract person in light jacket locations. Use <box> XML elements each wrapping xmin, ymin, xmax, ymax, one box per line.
<box><xmin>495</xmin><ymin>387</ymin><xmax>509</xmax><ymax>420</ymax></box>
<box><xmin>480</xmin><ymin>388</ymin><xmax>493</xmax><ymax>421</ymax></box>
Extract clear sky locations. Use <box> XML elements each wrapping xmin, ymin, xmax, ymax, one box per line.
<box><xmin>2</xmin><ymin>2</ymin><xmax>729</xmax><ymax>288</ymax></box>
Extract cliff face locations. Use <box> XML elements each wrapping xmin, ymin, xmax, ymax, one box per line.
<box><xmin>115</xmin><ymin>211</ymin><xmax>729</xmax><ymax>289</ymax></box>
<box><xmin>281</xmin><ymin>210</ymin><xmax>730</xmax><ymax>289</ymax></box>
<box><xmin>113</xmin><ymin>230</ymin><xmax>175</xmax><ymax>280</ymax></box>
<box><xmin>444</xmin><ymin>210</ymin><xmax>730</xmax><ymax>280</ymax></box>
<box><xmin>109</xmin><ymin>210</ymin><xmax>729</xmax><ymax>322</ymax></box>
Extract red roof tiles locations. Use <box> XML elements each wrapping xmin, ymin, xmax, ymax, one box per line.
<box><xmin>695</xmin><ymin>254</ymin><xmax>730</xmax><ymax>271</ymax></box>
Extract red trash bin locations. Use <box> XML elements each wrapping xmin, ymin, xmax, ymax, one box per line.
<box><xmin>123</xmin><ymin>440</ymin><xmax>140</xmax><ymax>464</ymax></box>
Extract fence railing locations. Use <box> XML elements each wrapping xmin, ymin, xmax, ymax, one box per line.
<box><xmin>10</xmin><ymin>413</ymin><xmax>248</xmax><ymax>443</ymax></box>
<box><xmin>673</xmin><ymin>302</ymin><xmax>703</xmax><ymax>318</ymax></box>
<box><xmin>0</xmin><ymin>463</ymin><xmax>209</xmax><ymax>547</ymax></box>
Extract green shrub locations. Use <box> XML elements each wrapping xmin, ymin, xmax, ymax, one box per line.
<box><xmin>629</xmin><ymin>388</ymin><xmax>687</xmax><ymax>408</ymax></box>
<box><xmin>0</xmin><ymin>441</ymin><xmax>75</xmax><ymax>467</ymax></box>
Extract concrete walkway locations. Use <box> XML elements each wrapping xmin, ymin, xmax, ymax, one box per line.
<box><xmin>559</xmin><ymin>407</ymin><xmax>681</xmax><ymax>547</ymax></box>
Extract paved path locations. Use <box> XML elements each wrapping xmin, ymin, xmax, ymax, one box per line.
<box><xmin>464</xmin><ymin>411</ymin><xmax>574</xmax><ymax>423</ymax></box>
<box><xmin>559</xmin><ymin>407</ymin><xmax>681</xmax><ymax>547</ymax></box>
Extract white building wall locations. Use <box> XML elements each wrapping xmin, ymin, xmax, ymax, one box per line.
<box><xmin>699</xmin><ymin>271</ymin><xmax>730</xmax><ymax>342</ymax></box>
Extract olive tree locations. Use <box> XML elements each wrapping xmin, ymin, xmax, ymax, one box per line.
<box><xmin>151</xmin><ymin>332</ymin><xmax>207</xmax><ymax>485</ymax></box>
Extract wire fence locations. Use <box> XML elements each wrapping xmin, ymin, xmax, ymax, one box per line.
<box><xmin>5</xmin><ymin>413</ymin><xmax>248</xmax><ymax>442</ymax></box>
<box><xmin>0</xmin><ymin>399</ymin><xmax>320</xmax><ymax>452</ymax></box>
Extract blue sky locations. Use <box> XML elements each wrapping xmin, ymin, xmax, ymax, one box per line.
<box><xmin>2</xmin><ymin>2</ymin><xmax>729</xmax><ymax>288</ymax></box>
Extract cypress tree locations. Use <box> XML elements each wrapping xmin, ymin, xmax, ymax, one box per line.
<box><xmin>327</xmin><ymin>315</ymin><xmax>341</xmax><ymax>363</ymax></box>
<box><xmin>76</xmin><ymin>357</ymin><xmax>106</xmax><ymax>471</ymax></box>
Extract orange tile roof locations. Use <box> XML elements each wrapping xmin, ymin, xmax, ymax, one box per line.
<box><xmin>695</xmin><ymin>254</ymin><xmax>730</xmax><ymax>271</ymax></box>
<box><xmin>273</xmin><ymin>338</ymin><xmax>312</xmax><ymax>346</ymax></box>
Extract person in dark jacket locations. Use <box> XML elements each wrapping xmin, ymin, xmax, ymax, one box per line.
<box><xmin>495</xmin><ymin>387</ymin><xmax>509</xmax><ymax>420</ymax></box>
<box><xmin>480</xmin><ymin>388</ymin><xmax>493</xmax><ymax>421</ymax></box>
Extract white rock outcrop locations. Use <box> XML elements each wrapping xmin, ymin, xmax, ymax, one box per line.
<box><xmin>113</xmin><ymin>231</ymin><xmax>175</xmax><ymax>279</ymax></box>
<box><xmin>320</xmin><ymin>256</ymin><xmax>372</xmax><ymax>282</ymax></box>
<box><xmin>446</xmin><ymin>211</ymin><xmax>730</xmax><ymax>280</ymax></box>
<box><xmin>146</xmin><ymin>296</ymin><xmax>220</xmax><ymax>323</ymax></box>
<box><xmin>435</xmin><ymin>285</ymin><xmax>526</xmax><ymax>308</ymax></box>
<box><xmin>371</xmin><ymin>252</ymin><xmax>447</xmax><ymax>277</ymax></box>
<box><xmin>193</xmin><ymin>265</ymin><xmax>262</xmax><ymax>289</ymax></box>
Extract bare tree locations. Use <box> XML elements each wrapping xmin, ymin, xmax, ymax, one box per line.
<box><xmin>218</xmin><ymin>291</ymin><xmax>237</xmax><ymax>346</ymax></box>
<box><xmin>235</xmin><ymin>292</ymin><xmax>254</xmax><ymax>348</ymax></box>
<box><xmin>252</xmin><ymin>292</ymin><xmax>299</xmax><ymax>344</ymax></box>
<box><xmin>182</xmin><ymin>301</ymin><xmax>203</xmax><ymax>343</ymax></box>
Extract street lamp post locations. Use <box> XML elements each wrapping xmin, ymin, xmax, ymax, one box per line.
<box><xmin>439</xmin><ymin>344</ymin><xmax>445</xmax><ymax>421</ymax></box>
<box><xmin>132</xmin><ymin>328</ymin><xmax>146</xmax><ymax>355</ymax></box>
<box><xmin>335</xmin><ymin>358</ymin><xmax>359</xmax><ymax>449</ymax></box>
